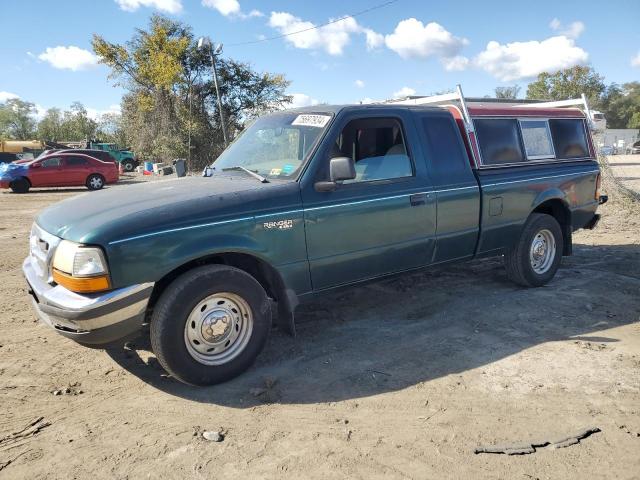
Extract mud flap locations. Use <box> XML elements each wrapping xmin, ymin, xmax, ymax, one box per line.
<box><xmin>276</xmin><ymin>289</ymin><xmax>298</xmax><ymax>337</ymax></box>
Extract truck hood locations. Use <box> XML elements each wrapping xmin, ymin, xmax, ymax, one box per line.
<box><xmin>36</xmin><ymin>175</ymin><xmax>297</xmax><ymax>245</ymax></box>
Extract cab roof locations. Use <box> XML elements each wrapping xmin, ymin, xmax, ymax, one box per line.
<box><xmin>283</xmin><ymin>103</ymin><xmax>586</xmax><ymax>118</ymax></box>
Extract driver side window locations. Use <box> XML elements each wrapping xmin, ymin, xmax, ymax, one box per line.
<box><xmin>329</xmin><ymin>117</ymin><xmax>413</xmax><ymax>183</ymax></box>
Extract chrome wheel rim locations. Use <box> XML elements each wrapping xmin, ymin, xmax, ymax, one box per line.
<box><xmin>529</xmin><ymin>228</ymin><xmax>556</xmax><ymax>274</ymax></box>
<box><xmin>90</xmin><ymin>176</ymin><xmax>103</xmax><ymax>189</ymax></box>
<box><xmin>124</xmin><ymin>162</ymin><xmax>134</xmax><ymax>171</ymax></box>
<box><xmin>184</xmin><ymin>292</ymin><xmax>253</xmax><ymax>365</ymax></box>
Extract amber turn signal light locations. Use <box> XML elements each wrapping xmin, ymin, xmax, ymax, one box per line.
<box><xmin>52</xmin><ymin>269</ymin><xmax>111</xmax><ymax>293</ymax></box>
<box><xmin>595</xmin><ymin>173</ymin><xmax>601</xmax><ymax>200</ymax></box>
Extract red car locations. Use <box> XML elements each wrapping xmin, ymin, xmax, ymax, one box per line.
<box><xmin>0</xmin><ymin>153</ymin><xmax>119</xmax><ymax>193</ymax></box>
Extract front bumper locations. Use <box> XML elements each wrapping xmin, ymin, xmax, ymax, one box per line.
<box><xmin>23</xmin><ymin>258</ymin><xmax>154</xmax><ymax>346</ymax></box>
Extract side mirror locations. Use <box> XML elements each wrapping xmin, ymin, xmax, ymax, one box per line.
<box><xmin>31</xmin><ymin>162</ymin><xmax>41</xmax><ymax>168</ymax></box>
<box><xmin>314</xmin><ymin>156</ymin><xmax>356</xmax><ymax>192</ymax></box>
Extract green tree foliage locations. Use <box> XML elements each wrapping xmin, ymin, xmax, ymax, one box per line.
<box><xmin>525</xmin><ymin>66</ymin><xmax>605</xmax><ymax>106</ymax></box>
<box><xmin>524</xmin><ymin>66</ymin><xmax>640</xmax><ymax>130</ymax></box>
<box><xmin>37</xmin><ymin>103</ymin><xmax>99</xmax><ymax>141</ymax></box>
<box><xmin>494</xmin><ymin>85</ymin><xmax>521</xmax><ymax>99</ymax></box>
<box><xmin>96</xmin><ymin>112</ymin><xmax>128</xmax><ymax>146</ymax></box>
<box><xmin>37</xmin><ymin>107</ymin><xmax>64</xmax><ymax>141</ymax></box>
<box><xmin>0</xmin><ymin>98</ymin><xmax>37</xmax><ymax>140</ymax></box>
<box><xmin>600</xmin><ymin>82</ymin><xmax>640</xmax><ymax>129</ymax></box>
<box><xmin>93</xmin><ymin>14</ymin><xmax>291</xmax><ymax>169</ymax></box>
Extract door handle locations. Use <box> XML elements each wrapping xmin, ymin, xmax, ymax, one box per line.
<box><xmin>409</xmin><ymin>193</ymin><xmax>427</xmax><ymax>206</ymax></box>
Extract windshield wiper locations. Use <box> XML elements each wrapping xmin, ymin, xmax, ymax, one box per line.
<box><xmin>222</xmin><ymin>166</ymin><xmax>269</xmax><ymax>183</ymax></box>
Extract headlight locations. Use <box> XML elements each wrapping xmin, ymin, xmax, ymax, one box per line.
<box><xmin>52</xmin><ymin>240</ymin><xmax>111</xmax><ymax>293</ymax></box>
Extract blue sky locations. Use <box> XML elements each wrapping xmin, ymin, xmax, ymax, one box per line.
<box><xmin>0</xmin><ymin>0</ymin><xmax>638</xmax><ymax>118</ymax></box>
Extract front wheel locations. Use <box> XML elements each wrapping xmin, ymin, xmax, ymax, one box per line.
<box><xmin>10</xmin><ymin>177</ymin><xmax>30</xmax><ymax>193</ymax></box>
<box><xmin>150</xmin><ymin>265</ymin><xmax>272</xmax><ymax>386</ymax></box>
<box><xmin>504</xmin><ymin>213</ymin><xmax>563</xmax><ymax>287</ymax></box>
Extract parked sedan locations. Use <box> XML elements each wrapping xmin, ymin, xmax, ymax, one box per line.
<box><xmin>0</xmin><ymin>153</ymin><xmax>119</xmax><ymax>193</ymax></box>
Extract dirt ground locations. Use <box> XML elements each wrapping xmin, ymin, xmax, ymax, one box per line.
<box><xmin>1</xmin><ymin>174</ymin><xmax>639</xmax><ymax>479</ymax></box>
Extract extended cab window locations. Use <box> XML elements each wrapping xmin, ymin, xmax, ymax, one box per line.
<box><xmin>549</xmin><ymin>119</ymin><xmax>590</xmax><ymax>159</ymax></box>
<box><xmin>519</xmin><ymin>120</ymin><xmax>555</xmax><ymax>160</ymax></box>
<box><xmin>330</xmin><ymin>117</ymin><xmax>412</xmax><ymax>183</ymax></box>
<box><xmin>474</xmin><ymin>119</ymin><xmax>525</xmax><ymax>165</ymax></box>
<box><xmin>421</xmin><ymin>115</ymin><xmax>470</xmax><ymax>181</ymax></box>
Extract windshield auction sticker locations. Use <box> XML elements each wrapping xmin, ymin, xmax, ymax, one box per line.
<box><xmin>292</xmin><ymin>114</ymin><xmax>331</xmax><ymax>128</ymax></box>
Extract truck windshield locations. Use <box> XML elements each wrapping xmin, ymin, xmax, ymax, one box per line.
<box><xmin>212</xmin><ymin>112</ymin><xmax>332</xmax><ymax>179</ymax></box>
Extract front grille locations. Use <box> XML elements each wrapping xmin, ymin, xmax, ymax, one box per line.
<box><xmin>29</xmin><ymin>224</ymin><xmax>60</xmax><ymax>284</ymax></box>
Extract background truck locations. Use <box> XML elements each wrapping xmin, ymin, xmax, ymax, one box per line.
<box><xmin>85</xmin><ymin>142</ymin><xmax>138</xmax><ymax>172</ymax></box>
<box><xmin>24</xmin><ymin>86</ymin><xmax>606</xmax><ymax>386</ymax></box>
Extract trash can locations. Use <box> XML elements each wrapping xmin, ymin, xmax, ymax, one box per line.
<box><xmin>173</xmin><ymin>159</ymin><xmax>186</xmax><ymax>177</ymax></box>
<box><xmin>144</xmin><ymin>161</ymin><xmax>154</xmax><ymax>173</ymax></box>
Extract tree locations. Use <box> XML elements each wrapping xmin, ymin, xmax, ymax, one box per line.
<box><xmin>36</xmin><ymin>103</ymin><xmax>98</xmax><ymax>141</ymax></box>
<box><xmin>0</xmin><ymin>98</ymin><xmax>37</xmax><ymax>140</ymax></box>
<box><xmin>37</xmin><ymin>108</ymin><xmax>64</xmax><ymax>141</ymax></box>
<box><xmin>96</xmin><ymin>112</ymin><xmax>128</xmax><ymax>146</ymax></box>
<box><xmin>62</xmin><ymin>102</ymin><xmax>98</xmax><ymax>140</ymax></box>
<box><xmin>600</xmin><ymin>82</ymin><xmax>640</xmax><ymax>129</ymax></box>
<box><xmin>526</xmin><ymin>65</ymin><xmax>605</xmax><ymax>106</ymax></box>
<box><xmin>494</xmin><ymin>85</ymin><xmax>521</xmax><ymax>99</ymax></box>
<box><xmin>93</xmin><ymin>14</ymin><xmax>290</xmax><ymax>169</ymax></box>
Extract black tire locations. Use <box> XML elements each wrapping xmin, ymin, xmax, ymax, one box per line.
<box><xmin>86</xmin><ymin>174</ymin><xmax>105</xmax><ymax>191</ymax></box>
<box><xmin>9</xmin><ymin>177</ymin><xmax>30</xmax><ymax>193</ymax></box>
<box><xmin>122</xmin><ymin>159</ymin><xmax>135</xmax><ymax>172</ymax></box>
<box><xmin>150</xmin><ymin>265</ymin><xmax>272</xmax><ymax>386</ymax></box>
<box><xmin>505</xmin><ymin>213</ymin><xmax>563</xmax><ymax>287</ymax></box>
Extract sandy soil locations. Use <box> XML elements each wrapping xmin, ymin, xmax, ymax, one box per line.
<box><xmin>1</xmin><ymin>175</ymin><xmax>639</xmax><ymax>479</ymax></box>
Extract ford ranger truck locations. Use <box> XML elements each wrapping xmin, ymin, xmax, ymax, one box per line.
<box><xmin>23</xmin><ymin>101</ymin><xmax>606</xmax><ymax>386</ymax></box>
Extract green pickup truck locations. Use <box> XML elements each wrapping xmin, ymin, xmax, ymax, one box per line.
<box><xmin>88</xmin><ymin>142</ymin><xmax>138</xmax><ymax>172</ymax></box>
<box><xmin>23</xmin><ymin>95</ymin><xmax>606</xmax><ymax>386</ymax></box>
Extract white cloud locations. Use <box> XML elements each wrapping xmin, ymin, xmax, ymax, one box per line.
<box><xmin>632</xmin><ymin>51</ymin><xmax>640</xmax><ymax>68</ymax></box>
<box><xmin>392</xmin><ymin>86</ymin><xmax>416</xmax><ymax>99</ymax></box>
<box><xmin>363</xmin><ymin>28</ymin><xmax>384</xmax><ymax>50</ymax></box>
<box><xmin>268</xmin><ymin>11</ymin><xmax>382</xmax><ymax>56</ymax></box>
<box><xmin>115</xmin><ymin>0</ymin><xmax>182</xmax><ymax>13</ymax></box>
<box><xmin>202</xmin><ymin>0</ymin><xmax>263</xmax><ymax>18</ymax></box>
<box><xmin>474</xmin><ymin>36</ymin><xmax>589</xmax><ymax>81</ymax></box>
<box><xmin>354</xmin><ymin>79</ymin><xmax>365</xmax><ymax>88</ymax></box>
<box><xmin>202</xmin><ymin>0</ymin><xmax>239</xmax><ymax>15</ymax></box>
<box><xmin>442</xmin><ymin>55</ymin><xmax>469</xmax><ymax>71</ymax></box>
<box><xmin>385</xmin><ymin>18</ymin><xmax>468</xmax><ymax>66</ymax></box>
<box><xmin>549</xmin><ymin>18</ymin><xmax>585</xmax><ymax>39</ymax></box>
<box><xmin>86</xmin><ymin>104</ymin><xmax>122</xmax><ymax>121</ymax></box>
<box><xmin>285</xmin><ymin>93</ymin><xmax>319</xmax><ymax>109</ymax></box>
<box><xmin>38</xmin><ymin>46</ymin><xmax>98</xmax><ymax>71</ymax></box>
<box><xmin>0</xmin><ymin>91</ymin><xmax>19</xmax><ymax>102</ymax></box>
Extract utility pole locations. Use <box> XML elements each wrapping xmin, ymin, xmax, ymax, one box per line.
<box><xmin>197</xmin><ymin>36</ymin><xmax>229</xmax><ymax>147</ymax></box>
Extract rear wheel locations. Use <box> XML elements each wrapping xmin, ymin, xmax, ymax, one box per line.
<box><xmin>505</xmin><ymin>213</ymin><xmax>563</xmax><ymax>287</ymax></box>
<box><xmin>122</xmin><ymin>159</ymin><xmax>135</xmax><ymax>172</ymax></box>
<box><xmin>150</xmin><ymin>265</ymin><xmax>272</xmax><ymax>386</ymax></box>
<box><xmin>9</xmin><ymin>177</ymin><xmax>30</xmax><ymax>193</ymax></box>
<box><xmin>86</xmin><ymin>174</ymin><xmax>105</xmax><ymax>191</ymax></box>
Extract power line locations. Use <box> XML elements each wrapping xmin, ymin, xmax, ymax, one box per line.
<box><xmin>226</xmin><ymin>0</ymin><xmax>400</xmax><ymax>47</ymax></box>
